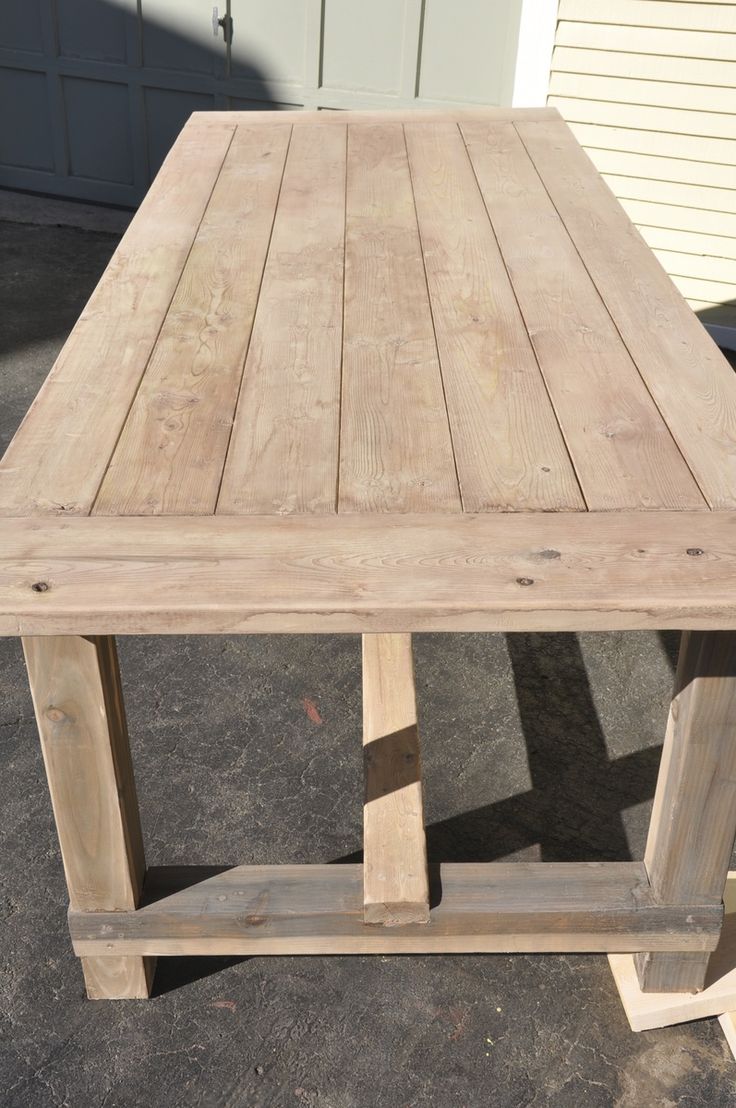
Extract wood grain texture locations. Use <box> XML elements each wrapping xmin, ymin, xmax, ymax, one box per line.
<box><xmin>636</xmin><ymin>631</ymin><xmax>736</xmax><ymax>993</ymax></box>
<box><xmin>68</xmin><ymin>861</ymin><xmax>720</xmax><ymax>957</ymax></box>
<box><xmin>362</xmin><ymin>634</ymin><xmax>429</xmax><ymax>925</ymax></box>
<box><xmin>4</xmin><ymin>512</ymin><xmax>736</xmax><ymax>635</ymax></box>
<box><xmin>217</xmin><ymin>124</ymin><xmax>345</xmax><ymax>515</ymax></box>
<box><xmin>190</xmin><ymin>108</ymin><xmax>562</xmax><ymax>126</ymax></box>
<box><xmin>0</xmin><ymin>117</ymin><xmax>235</xmax><ymax>517</ymax></box>
<box><xmin>22</xmin><ymin>635</ymin><xmax>153</xmax><ymax>998</ymax></box>
<box><xmin>404</xmin><ymin>122</ymin><xmax>584</xmax><ymax>512</ymax></box>
<box><xmin>81</xmin><ymin>955</ymin><xmax>155</xmax><ymax>1001</ymax></box>
<box><xmin>93</xmin><ymin>125</ymin><xmax>291</xmax><ymax>516</ymax></box>
<box><xmin>462</xmin><ymin>121</ymin><xmax>706</xmax><ymax>512</ymax></box>
<box><xmin>517</xmin><ymin>120</ymin><xmax>736</xmax><ymax>509</ymax></box>
<box><xmin>610</xmin><ymin>874</ymin><xmax>736</xmax><ymax>1030</ymax></box>
<box><xmin>338</xmin><ymin>123</ymin><xmax>461</xmax><ymax>513</ymax></box>
<box><xmin>718</xmin><ymin>1012</ymin><xmax>736</xmax><ymax>1060</ymax></box>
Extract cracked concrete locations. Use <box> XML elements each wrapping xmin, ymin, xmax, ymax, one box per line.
<box><xmin>2</xmin><ymin>211</ymin><xmax>736</xmax><ymax>1106</ymax></box>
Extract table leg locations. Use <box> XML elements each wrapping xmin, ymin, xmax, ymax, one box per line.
<box><xmin>637</xmin><ymin>631</ymin><xmax>736</xmax><ymax>993</ymax></box>
<box><xmin>362</xmin><ymin>633</ymin><xmax>430</xmax><ymax>925</ymax></box>
<box><xmin>22</xmin><ymin>635</ymin><xmax>154</xmax><ymax>999</ymax></box>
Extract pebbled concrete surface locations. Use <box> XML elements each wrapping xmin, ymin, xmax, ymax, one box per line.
<box><xmin>2</xmin><ymin>214</ymin><xmax>736</xmax><ymax>1107</ymax></box>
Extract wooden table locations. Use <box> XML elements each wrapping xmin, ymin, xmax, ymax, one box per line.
<box><xmin>3</xmin><ymin>106</ymin><xmax>736</xmax><ymax>1006</ymax></box>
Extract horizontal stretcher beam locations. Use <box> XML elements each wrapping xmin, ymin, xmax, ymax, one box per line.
<box><xmin>4</xmin><ymin>512</ymin><xmax>736</xmax><ymax>635</ymax></box>
<box><xmin>68</xmin><ymin>862</ymin><xmax>722</xmax><ymax>958</ymax></box>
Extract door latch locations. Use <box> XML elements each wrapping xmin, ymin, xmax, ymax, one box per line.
<box><xmin>212</xmin><ymin>6</ymin><xmax>233</xmax><ymax>44</ymax></box>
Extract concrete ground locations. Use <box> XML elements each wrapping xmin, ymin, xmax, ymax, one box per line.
<box><xmin>2</xmin><ymin>197</ymin><xmax>736</xmax><ymax>1107</ymax></box>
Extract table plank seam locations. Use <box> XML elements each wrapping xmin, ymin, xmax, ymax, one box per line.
<box><xmin>334</xmin><ymin>123</ymin><xmax>349</xmax><ymax>514</ymax></box>
<box><xmin>455</xmin><ymin>123</ymin><xmax>590</xmax><ymax>512</ymax></box>
<box><xmin>514</xmin><ymin>121</ymin><xmax>731</xmax><ymax>509</ymax></box>
<box><xmin>88</xmin><ymin>122</ymin><xmax>239</xmax><ymax>518</ymax></box>
<box><xmin>212</xmin><ymin>124</ymin><xmax>295</xmax><ymax>514</ymax></box>
<box><xmin>402</xmin><ymin>122</ymin><xmax>465</xmax><ymax>512</ymax></box>
<box><xmin>511</xmin><ymin>121</ymin><xmax>711</xmax><ymax>513</ymax></box>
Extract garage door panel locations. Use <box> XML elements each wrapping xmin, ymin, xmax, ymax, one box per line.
<box><xmin>57</xmin><ymin>0</ymin><xmax>130</xmax><ymax>64</ymax></box>
<box><xmin>145</xmin><ymin>86</ymin><xmax>216</xmax><ymax>175</ymax></box>
<box><xmin>0</xmin><ymin>1</ymin><xmax>44</xmax><ymax>54</ymax></box>
<box><xmin>322</xmin><ymin>0</ymin><xmax>404</xmax><ymax>95</ymax></box>
<box><xmin>419</xmin><ymin>0</ymin><xmax>522</xmax><ymax>105</ymax></box>
<box><xmin>142</xmin><ymin>0</ymin><xmax>222</xmax><ymax>77</ymax></box>
<box><xmin>0</xmin><ymin>67</ymin><xmax>53</xmax><ymax>169</ymax></box>
<box><xmin>64</xmin><ymin>77</ymin><xmax>134</xmax><ymax>183</ymax></box>
<box><xmin>230</xmin><ymin>0</ymin><xmax>305</xmax><ymax>86</ymax></box>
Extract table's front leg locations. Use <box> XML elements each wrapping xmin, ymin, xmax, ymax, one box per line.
<box><xmin>23</xmin><ymin>635</ymin><xmax>154</xmax><ymax>999</ymax></box>
<box><xmin>637</xmin><ymin>631</ymin><xmax>736</xmax><ymax>993</ymax></box>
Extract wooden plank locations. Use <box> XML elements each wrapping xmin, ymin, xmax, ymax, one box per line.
<box><xmin>462</xmin><ymin>122</ymin><xmax>704</xmax><ymax>513</ymax></box>
<box><xmin>81</xmin><ymin>956</ymin><xmax>155</xmax><ymax>1002</ymax></box>
<box><xmin>550</xmin><ymin>70</ymin><xmax>736</xmax><ymax>116</ymax></box>
<box><xmin>93</xmin><ymin>125</ymin><xmax>291</xmax><ymax>516</ymax></box>
<box><xmin>718</xmin><ymin>1012</ymin><xmax>736</xmax><ymax>1059</ymax></box>
<box><xmin>556</xmin><ymin>21</ymin><xmax>736</xmax><ymax>62</ymax></box>
<box><xmin>362</xmin><ymin>634</ymin><xmax>429</xmax><ymax>925</ymax></box>
<box><xmin>517</xmin><ymin>120</ymin><xmax>736</xmax><ymax>509</ymax></box>
<box><xmin>549</xmin><ymin>97</ymin><xmax>736</xmax><ymax>142</ymax></box>
<box><xmin>609</xmin><ymin>874</ymin><xmax>736</xmax><ymax>1030</ymax></box>
<box><xmin>6</xmin><ymin>511</ymin><xmax>736</xmax><ymax>634</ymax></box>
<box><xmin>216</xmin><ymin>124</ymin><xmax>345</xmax><ymax>515</ymax></box>
<box><xmin>191</xmin><ymin>108</ymin><xmax>561</xmax><ymax>126</ymax></box>
<box><xmin>559</xmin><ymin>0</ymin><xmax>736</xmax><ymax>33</ymax></box>
<box><xmin>567</xmin><ymin>122</ymin><xmax>736</xmax><ymax>167</ymax></box>
<box><xmin>339</xmin><ymin>124</ymin><xmax>460</xmax><ymax>512</ymax></box>
<box><xmin>22</xmin><ymin>635</ymin><xmax>153</xmax><ymax>998</ymax></box>
<box><xmin>404</xmin><ymin>122</ymin><xmax>584</xmax><ymax>512</ymax></box>
<box><xmin>636</xmin><ymin>631</ymin><xmax>736</xmax><ymax>992</ymax></box>
<box><xmin>552</xmin><ymin>45</ymin><xmax>736</xmax><ymax>87</ymax></box>
<box><xmin>0</xmin><ymin>117</ymin><xmax>236</xmax><ymax>517</ymax></box>
<box><xmin>68</xmin><ymin>861</ymin><xmax>721</xmax><ymax>957</ymax></box>
<box><xmin>586</xmin><ymin>148</ymin><xmax>736</xmax><ymax>194</ymax></box>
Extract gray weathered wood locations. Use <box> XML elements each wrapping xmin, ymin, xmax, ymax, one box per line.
<box><xmin>68</xmin><ymin>862</ymin><xmax>720</xmax><ymax>957</ymax></box>
<box><xmin>637</xmin><ymin>631</ymin><xmax>736</xmax><ymax>993</ymax></box>
<box><xmin>23</xmin><ymin>635</ymin><xmax>154</xmax><ymax>998</ymax></box>
<box><xmin>362</xmin><ymin>633</ymin><xmax>430</xmax><ymax>924</ymax></box>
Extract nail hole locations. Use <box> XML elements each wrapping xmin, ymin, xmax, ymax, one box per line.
<box><xmin>686</xmin><ymin>548</ymin><xmax>704</xmax><ymax>557</ymax></box>
<box><xmin>31</xmin><ymin>581</ymin><xmax>49</xmax><ymax>593</ymax></box>
<box><xmin>516</xmin><ymin>577</ymin><xmax>534</xmax><ymax>587</ymax></box>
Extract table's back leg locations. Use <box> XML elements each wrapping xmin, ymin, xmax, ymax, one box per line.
<box><xmin>637</xmin><ymin>631</ymin><xmax>736</xmax><ymax>993</ymax></box>
<box><xmin>22</xmin><ymin>635</ymin><xmax>154</xmax><ymax>999</ymax></box>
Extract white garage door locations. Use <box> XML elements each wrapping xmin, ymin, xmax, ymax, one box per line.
<box><xmin>0</xmin><ymin>0</ymin><xmax>523</xmax><ymax>205</ymax></box>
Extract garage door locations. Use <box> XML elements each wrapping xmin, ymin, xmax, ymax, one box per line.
<box><xmin>0</xmin><ymin>0</ymin><xmax>523</xmax><ymax>206</ymax></box>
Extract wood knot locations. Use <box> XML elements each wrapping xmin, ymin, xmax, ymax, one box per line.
<box><xmin>686</xmin><ymin>548</ymin><xmax>704</xmax><ymax>557</ymax></box>
<box><xmin>516</xmin><ymin>577</ymin><xmax>534</xmax><ymax>587</ymax></box>
<box><xmin>31</xmin><ymin>581</ymin><xmax>49</xmax><ymax>592</ymax></box>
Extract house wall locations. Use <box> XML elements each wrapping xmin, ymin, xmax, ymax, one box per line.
<box><xmin>548</xmin><ymin>0</ymin><xmax>736</xmax><ymax>332</ymax></box>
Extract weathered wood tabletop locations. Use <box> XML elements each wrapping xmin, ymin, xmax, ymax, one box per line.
<box><xmin>2</xmin><ymin>105</ymin><xmax>736</xmax><ymax>635</ymax></box>
<box><xmin>5</xmin><ymin>108</ymin><xmax>736</xmax><ymax>1007</ymax></box>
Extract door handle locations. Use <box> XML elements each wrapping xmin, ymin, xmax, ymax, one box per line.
<box><xmin>212</xmin><ymin>6</ymin><xmax>233</xmax><ymax>44</ymax></box>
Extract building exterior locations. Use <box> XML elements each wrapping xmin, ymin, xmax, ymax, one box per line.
<box><xmin>1</xmin><ymin>0</ymin><xmax>733</xmax><ymax>339</ymax></box>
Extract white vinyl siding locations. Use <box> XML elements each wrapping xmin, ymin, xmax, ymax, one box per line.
<box><xmin>549</xmin><ymin>0</ymin><xmax>736</xmax><ymax>330</ymax></box>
